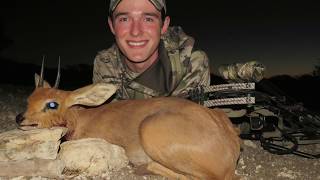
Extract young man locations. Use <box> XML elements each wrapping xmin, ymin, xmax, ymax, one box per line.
<box><xmin>93</xmin><ymin>0</ymin><xmax>210</xmax><ymax>100</ymax></box>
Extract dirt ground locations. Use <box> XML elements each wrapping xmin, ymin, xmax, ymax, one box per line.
<box><xmin>0</xmin><ymin>84</ymin><xmax>319</xmax><ymax>180</ymax></box>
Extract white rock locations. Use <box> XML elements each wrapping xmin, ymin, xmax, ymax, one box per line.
<box><xmin>0</xmin><ymin>159</ymin><xmax>65</xmax><ymax>177</ymax></box>
<box><xmin>58</xmin><ymin>138</ymin><xmax>128</xmax><ymax>176</ymax></box>
<box><xmin>277</xmin><ymin>171</ymin><xmax>296</xmax><ymax>179</ymax></box>
<box><xmin>0</xmin><ymin>127</ymin><xmax>67</xmax><ymax>161</ymax></box>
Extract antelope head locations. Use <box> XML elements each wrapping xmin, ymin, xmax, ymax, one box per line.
<box><xmin>16</xmin><ymin>58</ymin><xmax>117</xmax><ymax>130</ymax></box>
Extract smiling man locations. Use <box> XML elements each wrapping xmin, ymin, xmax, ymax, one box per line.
<box><xmin>93</xmin><ymin>0</ymin><xmax>210</xmax><ymax>100</ymax></box>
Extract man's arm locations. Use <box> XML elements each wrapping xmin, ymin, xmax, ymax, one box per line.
<box><xmin>92</xmin><ymin>49</ymin><xmax>121</xmax><ymax>85</ymax></box>
<box><xmin>92</xmin><ymin>55</ymin><xmax>105</xmax><ymax>83</ymax></box>
<box><xmin>171</xmin><ymin>50</ymin><xmax>210</xmax><ymax>97</ymax></box>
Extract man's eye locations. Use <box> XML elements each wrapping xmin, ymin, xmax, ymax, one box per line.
<box><xmin>119</xmin><ymin>17</ymin><xmax>128</xmax><ymax>22</ymax></box>
<box><xmin>145</xmin><ymin>17</ymin><xmax>154</xmax><ymax>22</ymax></box>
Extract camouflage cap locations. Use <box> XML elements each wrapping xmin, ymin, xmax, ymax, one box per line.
<box><xmin>109</xmin><ymin>0</ymin><xmax>166</xmax><ymax>14</ymax></box>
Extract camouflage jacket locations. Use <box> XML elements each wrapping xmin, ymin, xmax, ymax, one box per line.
<box><xmin>92</xmin><ymin>26</ymin><xmax>210</xmax><ymax>100</ymax></box>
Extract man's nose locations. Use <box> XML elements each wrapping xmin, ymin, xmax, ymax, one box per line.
<box><xmin>130</xmin><ymin>20</ymin><xmax>142</xmax><ymax>37</ymax></box>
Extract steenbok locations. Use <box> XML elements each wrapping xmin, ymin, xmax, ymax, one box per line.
<box><xmin>16</xmin><ymin>61</ymin><xmax>240</xmax><ymax>180</ymax></box>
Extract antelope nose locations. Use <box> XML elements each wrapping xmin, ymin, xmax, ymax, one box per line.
<box><xmin>16</xmin><ymin>113</ymin><xmax>25</xmax><ymax>125</ymax></box>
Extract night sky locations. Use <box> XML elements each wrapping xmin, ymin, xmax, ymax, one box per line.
<box><xmin>1</xmin><ymin>0</ymin><xmax>319</xmax><ymax>77</ymax></box>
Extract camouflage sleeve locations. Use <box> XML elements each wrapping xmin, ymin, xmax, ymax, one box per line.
<box><xmin>92</xmin><ymin>54</ymin><xmax>105</xmax><ymax>83</ymax></box>
<box><xmin>172</xmin><ymin>50</ymin><xmax>210</xmax><ymax>97</ymax></box>
<box><xmin>92</xmin><ymin>52</ymin><xmax>121</xmax><ymax>88</ymax></box>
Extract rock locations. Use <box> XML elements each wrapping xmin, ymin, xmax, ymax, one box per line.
<box><xmin>0</xmin><ymin>159</ymin><xmax>65</xmax><ymax>178</ymax></box>
<box><xmin>0</xmin><ymin>127</ymin><xmax>67</xmax><ymax>161</ymax></box>
<box><xmin>243</xmin><ymin>140</ymin><xmax>257</xmax><ymax>149</ymax></box>
<box><xmin>58</xmin><ymin>138</ymin><xmax>129</xmax><ymax>176</ymax></box>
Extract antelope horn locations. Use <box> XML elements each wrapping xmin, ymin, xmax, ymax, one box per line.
<box><xmin>38</xmin><ymin>55</ymin><xmax>45</xmax><ymax>87</ymax></box>
<box><xmin>54</xmin><ymin>56</ymin><xmax>61</xmax><ymax>88</ymax></box>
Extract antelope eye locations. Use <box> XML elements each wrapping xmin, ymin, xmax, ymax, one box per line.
<box><xmin>46</xmin><ymin>101</ymin><xmax>59</xmax><ymax>110</ymax></box>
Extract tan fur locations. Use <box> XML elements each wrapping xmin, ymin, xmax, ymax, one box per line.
<box><xmin>18</xmin><ymin>82</ymin><xmax>241</xmax><ymax>180</ymax></box>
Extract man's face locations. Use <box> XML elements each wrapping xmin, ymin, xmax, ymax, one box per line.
<box><xmin>108</xmin><ymin>0</ymin><xmax>170</xmax><ymax>66</ymax></box>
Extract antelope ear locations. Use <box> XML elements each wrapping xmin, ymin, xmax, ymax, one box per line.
<box><xmin>34</xmin><ymin>73</ymin><xmax>51</xmax><ymax>88</ymax></box>
<box><xmin>65</xmin><ymin>83</ymin><xmax>117</xmax><ymax>107</ymax></box>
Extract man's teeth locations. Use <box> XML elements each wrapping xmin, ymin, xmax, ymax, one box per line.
<box><xmin>128</xmin><ymin>41</ymin><xmax>146</xmax><ymax>46</ymax></box>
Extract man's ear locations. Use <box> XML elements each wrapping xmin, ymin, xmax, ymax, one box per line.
<box><xmin>65</xmin><ymin>83</ymin><xmax>117</xmax><ymax>108</ymax></box>
<box><xmin>108</xmin><ymin>16</ymin><xmax>115</xmax><ymax>35</ymax></box>
<box><xmin>161</xmin><ymin>16</ymin><xmax>170</xmax><ymax>35</ymax></box>
<box><xmin>34</xmin><ymin>73</ymin><xmax>51</xmax><ymax>88</ymax></box>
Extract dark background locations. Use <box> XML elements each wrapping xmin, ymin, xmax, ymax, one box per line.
<box><xmin>0</xmin><ymin>0</ymin><xmax>319</xmax><ymax>110</ymax></box>
<box><xmin>1</xmin><ymin>0</ymin><xmax>320</xmax><ymax>76</ymax></box>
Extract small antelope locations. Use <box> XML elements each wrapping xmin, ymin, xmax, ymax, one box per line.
<box><xmin>16</xmin><ymin>62</ymin><xmax>241</xmax><ymax>180</ymax></box>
